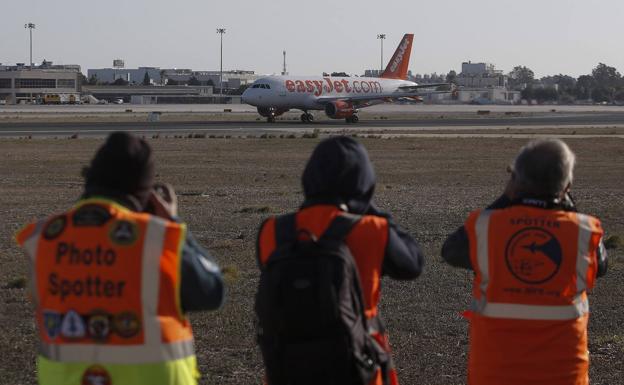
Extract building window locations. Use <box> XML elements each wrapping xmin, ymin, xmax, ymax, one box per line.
<box><xmin>14</xmin><ymin>78</ymin><xmax>57</xmax><ymax>88</ymax></box>
<box><xmin>57</xmin><ymin>79</ymin><xmax>76</xmax><ymax>88</ymax></box>
<box><xmin>0</xmin><ymin>79</ymin><xmax>11</xmax><ymax>88</ymax></box>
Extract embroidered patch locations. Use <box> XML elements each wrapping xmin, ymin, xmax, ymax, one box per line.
<box><xmin>73</xmin><ymin>205</ymin><xmax>112</xmax><ymax>227</ymax></box>
<box><xmin>82</xmin><ymin>365</ymin><xmax>111</xmax><ymax>385</ymax></box>
<box><xmin>87</xmin><ymin>310</ymin><xmax>111</xmax><ymax>342</ymax></box>
<box><xmin>108</xmin><ymin>220</ymin><xmax>138</xmax><ymax>246</ymax></box>
<box><xmin>42</xmin><ymin>310</ymin><xmax>62</xmax><ymax>339</ymax></box>
<box><xmin>505</xmin><ymin>227</ymin><xmax>563</xmax><ymax>284</ymax></box>
<box><xmin>60</xmin><ymin>310</ymin><xmax>86</xmax><ymax>339</ymax></box>
<box><xmin>113</xmin><ymin>311</ymin><xmax>140</xmax><ymax>338</ymax></box>
<box><xmin>43</xmin><ymin>216</ymin><xmax>67</xmax><ymax>240</ymax></box>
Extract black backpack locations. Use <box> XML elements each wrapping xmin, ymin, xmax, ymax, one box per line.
<box><xmin>255</xmin><ymin>213</ymin><xmax>387</xmax><ymax>385</ymax></box>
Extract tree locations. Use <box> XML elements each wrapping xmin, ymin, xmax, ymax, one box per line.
<box><xmin>78</xmin><ymin>73</ymin><xmax>88</xmax><ymax>86</ymax></box>
<box><xmin>574</xmin><ymin>75</ymin><xmax>595</xmax><ymax>100</ymax></box>
<box><xmin>112</xmin><ymin>77</ymin><xmax>128</xmax><ymax>86</ymax></box>
<box><xmin>188</xmin><ymin>76</ymin><xmax>201</xmax><ymax>86</ymax></box>
<box><xmin>592</xmin><ymin>63</ymin><xmax>621</xmax><ymax>88</ymax></box>
<box><xmin>446</xmin><ymin>70</ymin><xmax>457</xmax><ymax>84</ymax></box>
<box><xmin>591</xmin><ymin>63</ymin><xmax>621</xmax><ymax>102</ymax></box>
<box><xmin>521</xmin><ymin>86</ymin><xmax>534</xmax><ymax>101</ymax></box>
<box><xmin>508</xmin><ymin>66</ymin><xmax>535</xmax><ymax>90</ymax></box>
<box><xmin>87</xmin><ymin>74</ymin><xmax>99</xmax><ymax>85</ymax></box>
<box><xmin>533</xmin><ymin>87</ymin><xmax>558</xmax><ymax>103</ymax></box>
<box><xmin>142</xmin><ymin>72</ymin><xmax>151</xmax><ymax>86</ymax></box>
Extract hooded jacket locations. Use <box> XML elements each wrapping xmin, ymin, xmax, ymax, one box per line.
<box><xmin>283</xmin><ymin>136</ymin><xmax>424</xmax><ymax>279</ymax></box>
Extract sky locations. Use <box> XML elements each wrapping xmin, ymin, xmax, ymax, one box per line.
<box><xmin>1</xmin><ymin>0</ymin><xmax>622</xmax><ymax>78</ymax></box>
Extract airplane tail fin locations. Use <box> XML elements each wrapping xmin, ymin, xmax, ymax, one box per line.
<box><xmin>380</xmin><ymin>34</ymin><xmax>413</xmax><ymax>80</ymax></box>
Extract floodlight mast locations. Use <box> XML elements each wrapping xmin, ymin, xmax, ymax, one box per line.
<box><xmin>25</xmin><ymin>23</ymin><xmax>36</xmax><ymax>68</ymax></box>
<box><xmin>377</xmin><ymin>34</ymin><xmax>386</xmax><ymax>73</ymax></box>
<box><xmin>216</xmin><ymin>28</ymin><xmax>226</xmax><ymax>96</ymax></box>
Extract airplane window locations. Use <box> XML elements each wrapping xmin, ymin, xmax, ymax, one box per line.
<box><xmin>260</xmin><ymin>84</ymin><xmax>266</xmax><ymax>89</ymax></box>
<box><xmin>252</xmin><ymin>84</ymin><xmax>259</xmax><ymax>88</ymax></box>
<box><xmin>265</xmin><ymin>84</ymin><xmax>271</xmax><ymax>89</ymax></box>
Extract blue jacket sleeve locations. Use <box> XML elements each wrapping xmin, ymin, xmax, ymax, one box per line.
<box><xmin>441</xmin><ymin>195</ymin><xmax>512</xmax><ymax>271</ymax></box>
<box><xmin>366</xmin><ymin>204</ymin><xmax>424</xmax><ymax>280</ymax></box>
<box><xmin>180</xmin><ymin>230</ymin><xmax>225</xmax><ymax>312</ymax></box>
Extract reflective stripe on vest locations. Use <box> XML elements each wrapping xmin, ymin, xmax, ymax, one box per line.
<box><xmin>29</xmin><ymin>211</ymin><xmax>193</xmax><ymax>364</ymax></box>
<box><xmin>471</xmin><ymin>209</ymin><xmax>594</xmax><ymax>321</ymax></box>
<box><xmin>23</xmin><ymin>220</ymin><xmax>45</xmax><ymax>307</ymax></box>
<box><xmin>39</xmin><ymin>338</ymin><xmax>194</xmax><ymax>364</ymax></box>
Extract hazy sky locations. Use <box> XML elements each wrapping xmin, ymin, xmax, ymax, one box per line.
<box><xmin>1</xmin><ymin>0</ymin><xmax>622</xmax><ymax>78</ymax></box>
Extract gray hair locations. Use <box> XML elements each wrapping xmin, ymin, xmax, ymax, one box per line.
<box><xmin>513</xmin><ymin>139</ymin><xmax>576</xmax><ymax>196</ymax></box>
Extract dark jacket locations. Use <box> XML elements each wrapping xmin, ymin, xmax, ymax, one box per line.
<box><xmin>441</xmin><ymin>194</ymin><xmax>608</xmax><ymax>277</ymax></box>
<box><xmin>82</xmin><ymin>191</ymin><xmax>225</xmax><ymax>312</ymax></box>
<box><xmin>300</xmin><ymin>136</ymin><xmax>424</xmax><ymax>279</ymax></box>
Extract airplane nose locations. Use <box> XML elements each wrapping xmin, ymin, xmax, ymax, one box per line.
<box><xmin>241</xmin><ymin>89</ymin><xmax>251</xmax><ymax>104</ymax></box>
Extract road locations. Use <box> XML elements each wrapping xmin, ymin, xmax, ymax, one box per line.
<box><xmin>1</xmin><ymin>112</ymin><xmax>624</xmax><ymax>137</ymax></box>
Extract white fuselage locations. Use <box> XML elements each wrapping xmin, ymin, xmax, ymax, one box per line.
<box><xmin>242</xmin><ymin>75</ymin><xmax>417</xmax><ymax>111</ymax></box>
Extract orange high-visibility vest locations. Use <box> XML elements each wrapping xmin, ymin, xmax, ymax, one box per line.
<box><xmin>15</xmin><ymin>198</ymin><xmax>197</xmax><ymax>385</ymax></box>
<box><xmin>464</xmin><ymin>205</ymin><xmax>603</xmax><ymax>385</ymax></box>
<box><xmin>258</xmin><ymin>205</ymin><xmax>399</xmax><ymax>385</ymax></box>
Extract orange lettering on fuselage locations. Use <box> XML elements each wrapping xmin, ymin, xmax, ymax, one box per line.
<box><xmin>284</xmin><ymin>79</ymin><xmax>382</xmax><ymax>96</ymax></box>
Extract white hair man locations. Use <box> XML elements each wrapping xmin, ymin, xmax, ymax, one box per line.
<box><xmin>442</xmin><ymin>138</ymin><xmax>607</xmax><ymax>385</ymax></box>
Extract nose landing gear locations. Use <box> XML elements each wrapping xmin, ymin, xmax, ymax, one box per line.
<box><xmin>300</xmin><ymin>112</ymin><xmax>314</xmax><ymax>123</ymax></box>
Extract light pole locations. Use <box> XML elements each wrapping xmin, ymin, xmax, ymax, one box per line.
<box><xmin>377</xmin><ymin>34</ymin><xmax>386</xmax><ymax>74</ymax></box>
<box><xmin>216</xmin><ymin>28</ymin><xmax>226</xmax><ymax>96</ymax></box>
<box><xmin>25</xmin><ymin>23</ymin><xmax>36</xmax><ymax>68</ymax></box>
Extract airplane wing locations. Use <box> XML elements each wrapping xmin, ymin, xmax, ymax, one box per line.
<box><xmin>314</xmin><ymin>88</ymin><xmax>454</xmax><ymax>107</ymax></box>
<box><xmin>398</xmin><ymin>83</ymin><xmax>451</xmax><ymax>90</ymax></box>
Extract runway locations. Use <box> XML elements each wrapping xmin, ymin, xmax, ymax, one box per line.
<box><xmin>1</xmin><ymin>112</ymin><xmax>624</xmax><ymax>137</ymax></box>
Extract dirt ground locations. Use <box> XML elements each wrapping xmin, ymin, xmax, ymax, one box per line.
<box><xmin>1</xmin><ymin>136</ymin><xmax>622</xmax><ymax>385</ymax></box>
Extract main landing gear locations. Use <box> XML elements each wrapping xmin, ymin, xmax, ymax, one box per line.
<box><xmin>345</xmin><ymin>115</ymin><xmax>359</xmax><ymax>124</ymax></box>
<box><xmin>300</xmin><ymin>112</ymin><xmax>314</xmax><ymax>123</ymax></box>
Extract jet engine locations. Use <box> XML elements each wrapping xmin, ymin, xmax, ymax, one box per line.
<box><xmin>324</xmin><ymin>101</ymin><xmax>356</xmax><ymax>119</ymax></box>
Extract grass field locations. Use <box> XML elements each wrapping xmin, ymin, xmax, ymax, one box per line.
<box><xmin>1</xmin><ymin>136</ymin><xmax>622</xmax><ymax>384</ymax></box>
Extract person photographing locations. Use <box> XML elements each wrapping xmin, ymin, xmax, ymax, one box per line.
<box><xmin>16</xmin><ymin>132</ymin><xmax>224</xmax><ymax>385</ymax></box>
<box><xmin>442</xmin><ymin>138</ymin><xmax>607</xmax><ymax>385</ymax></box>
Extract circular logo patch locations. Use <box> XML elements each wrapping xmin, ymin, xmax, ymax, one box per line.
<box><xmin>113</xmin><ymin>311</ymin><xmax>140</xmax><ymax>338</ymax></box>
<box><xmin>43</xmin><ymin>215</ymin><xmax>66</xmax><ymax>240</ymax></box>
<box><xmin>81</xmin><ymin>365</ymin><xmax>111</xmax><ymax>385</ymax></box>
<box><xmin>108</xmin><ymin>220</ymin><xmax>138</xmax><ymax>246</ymax></box>
<box><xmin>505</xmin><ymin>227</ymin><xmax>563</xmax><ymax>284</ymax></box>
<box><xmin>88</xmin><ymin>311</ymin><xmax>111</xmax><ymax>342</ymax></box>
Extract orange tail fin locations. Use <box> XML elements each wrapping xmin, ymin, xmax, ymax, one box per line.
<box><xmin>380</xmin><ymin>34</ymin><xmax>414</xmax><ymax>80</ymax></box>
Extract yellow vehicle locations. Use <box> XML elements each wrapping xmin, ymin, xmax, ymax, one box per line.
<box><xmin>43</xmin><ymin>94</ymin><xmax>61</xmax><ymax>105</ymax></box>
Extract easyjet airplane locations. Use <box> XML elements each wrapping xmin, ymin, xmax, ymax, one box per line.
<box><xmin>241</xmin><ymin>34</ymin><xmax>450</xmax><ymax>123</ymax></box>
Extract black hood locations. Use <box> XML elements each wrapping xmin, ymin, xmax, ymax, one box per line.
<box><xmin>301</xmin><ymin>136</ymin><xmax>376</xmax><ymax>214</ymax></box>
<box><xmin>83</xmin><ymin>131</ymin><xmax>155</xmax><ymax>208</ymax></box>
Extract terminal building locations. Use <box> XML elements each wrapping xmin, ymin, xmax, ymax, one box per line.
<box><xmin>0</xmin><ymin>61</ymin><xmax>81</xmax><ymax>104</ymax></box>
<box><xmin>88</xmin><ymin>63</ymin><xmax>258</xmax><ymax>90</ymax></box>
<box><xmin>456</xmin><ymin>61</ymin><xmax>507</xmax><ymax>88</ymax></box>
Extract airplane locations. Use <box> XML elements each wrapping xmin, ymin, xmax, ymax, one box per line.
<box><xmin>241</xmin><ymin>33</ymin><xmax>452</xmax><ymax>123</ymax></box>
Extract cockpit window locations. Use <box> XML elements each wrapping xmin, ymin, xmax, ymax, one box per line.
<box><xmin>252</xmin><ymin>83</ymin><xmax>271</xmax><ymax>89</ymax></box>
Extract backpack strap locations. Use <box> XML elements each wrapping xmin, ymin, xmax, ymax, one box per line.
<box><xmin>274</xmin><ymin>213</ymin><xmax>297</xmax><ymax>246</ymax></box>
<box><xmin>320</xmin><ymin>213</ymin><xmax>362</xmax><ymax>242</ymax></box>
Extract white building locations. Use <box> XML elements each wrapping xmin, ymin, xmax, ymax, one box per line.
<box><xmin>87</xmin><ymin>67</ymin><xmax>162</xmax><ymax>84</ymax></box>
<box><xmin>456</xmin><ymin>61</ymin><xmax>507</xmax><ymax>88</ymax></box>
<box><xmin>0</xmin><ymin>64</ymin><xmax>81</xmax><ymax>104</ymax></box>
